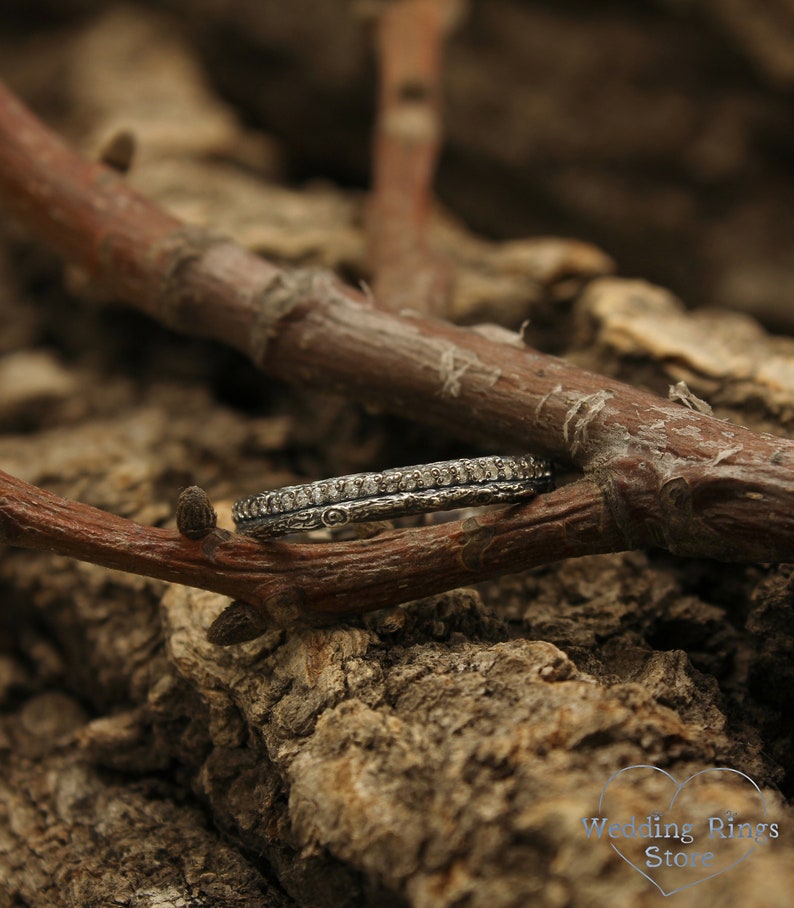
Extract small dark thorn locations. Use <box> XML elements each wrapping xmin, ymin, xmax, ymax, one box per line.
<box><xmin>99</xmin><ymin>129</ymin><xmax>136</xmax><ymax>174</ymax></box>
<box><xmin>176</xmin><ymin>486</ymin><xmax>217</xmax><ymax>540</ymax></box>
<box><xmin>207</xmin><ymin>601</ymin><xmax>268</xmax><ymax>646</ymax></box>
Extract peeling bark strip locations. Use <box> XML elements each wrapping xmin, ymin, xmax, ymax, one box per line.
<box><xmin>0</xmin><ymin>81</ymin><xmax>793</xmax><ymax>580</ymax></box>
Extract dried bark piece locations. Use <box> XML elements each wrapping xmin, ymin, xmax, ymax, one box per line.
<box><xmin>438</xmin><ymin>226</ymin><xmax>615</xmax><ymax>325</ymax></box>
<box><xmin>574</xmin><ymin>277</ymin><xmax>794</xmax><ymax>425</ymax></box>
<box><xmin>161</xmin><ymin>584</ymin><xmax>794</xmax><ymax>908</ymax></box>
<box><xmin>0</xmin><ymin>350</ymin><xmax>78</xmax><ymax>430</ymax></box>
<box><xmin>0</xmin><ymin>742</ymin><xmax>289</xmax><ymax>907</ymax></box>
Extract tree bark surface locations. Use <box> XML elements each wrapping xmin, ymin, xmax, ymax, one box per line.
<box><xmin>1</xmin><ymin>6</ymin><xmax>794</xmax><ymax>907</ymax></box>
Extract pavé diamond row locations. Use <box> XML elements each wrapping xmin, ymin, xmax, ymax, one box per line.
<box><xmin>232</xmin><ymin>454</ymin><xmax>553</xmax><ymax>539</ymax></box>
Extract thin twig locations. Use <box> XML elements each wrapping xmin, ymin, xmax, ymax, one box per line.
<box><xmin>368</xmin><ymin>0</ymin><xmax>460</xmax><ymax>314</ymax></box>
<box><xmin>0</xmin><ymin>469</ymin><xmax>619</xmax><ymax>623</ymax></box>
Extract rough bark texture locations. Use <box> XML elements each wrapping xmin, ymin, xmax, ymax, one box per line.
<box><xmin>1</xmin><ymin>4</ymin><xmax>794</xmax><ymax>907</ymax></box>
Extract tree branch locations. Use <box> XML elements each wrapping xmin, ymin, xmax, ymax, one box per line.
<box><xmin>0</xmin><ymin>79</ymin><xmax>792</xmax><ymax>637</ymax></box>
<box><xmin>368</xmin><ymin>0</ymin><xmax>460</xmax><ymax>314</ymax></box>
<box><xmin>0</xmin><ymin>468</ymin><xmax>619</xmax><ymax>624</ymax></box>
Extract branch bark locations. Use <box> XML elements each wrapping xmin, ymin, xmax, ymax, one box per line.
<box><xmin>0</xmin><ymin>77</ymin><xmax>792</xmax><ymax>630</ymax></box>
<box><xmin>0</xmin><ymin>466</ymin><xmax>619</xmax><ymax>623</ymax></box>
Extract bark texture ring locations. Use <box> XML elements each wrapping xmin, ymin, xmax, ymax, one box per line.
<box><xmin>232</xmin><ymin>454</ymin><xmax>554</xmax><ymax>539</ymax></box>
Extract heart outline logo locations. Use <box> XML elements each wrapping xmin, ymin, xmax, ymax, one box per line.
<box><xmin>596</xmin><ymin>764</ymin><xmax>767</xmax><ymax>897</ymax></box>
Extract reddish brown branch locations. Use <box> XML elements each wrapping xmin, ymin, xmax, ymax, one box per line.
<box><xmin>0</xmin><ymin>79</ymin><xmax>792</xmax><ymax>633</ymax></box>
<box><xmin>0</xmin><ymin>469</ymin><xmax>620</xmax><ymax>623</ymax></box>
<box><xmin>368</xmin><ymin>0</ymin><xmax>458</xmax><ymax>314</ymax></box>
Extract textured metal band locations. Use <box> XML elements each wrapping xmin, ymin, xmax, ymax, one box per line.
<box><xmin>232</xmin><ymin>454</ymin><xmax>553</xmax><ymax>539</ymax></box>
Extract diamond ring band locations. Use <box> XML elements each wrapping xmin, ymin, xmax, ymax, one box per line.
<box><xmin>232</xmin><ymin>454</ymin><xmax>553</xmax><ymax>539</ymax></box>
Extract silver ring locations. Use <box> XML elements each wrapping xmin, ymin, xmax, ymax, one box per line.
<box><xmin>232</xmin><ymin>454</ymin><xmax>553</xmax><ymax>539</ymax></box>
